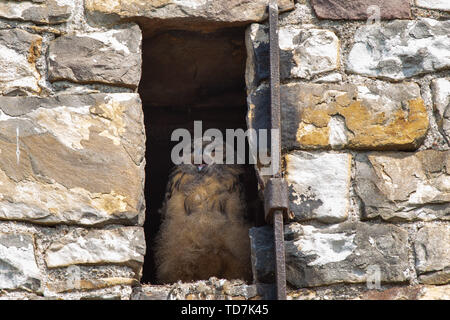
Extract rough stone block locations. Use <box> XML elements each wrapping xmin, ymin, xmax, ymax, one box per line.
<box><xmin>0</xmin><ymin>29</ymin><xmax>42</xmax><ymax>95</ymax></box>
<box><xmin>285</xmin><ymin>151</ymin><xmax>351</xmax><ymax>223</ymax></box>
<box><xmin>288</xmin><ymin>284</ymin><xmax>450</xmax><ymax>300</ymax></box>
<box><xmin>310</xmin><ymin>0</ymin><xmax>411</xmax><ymax>20</ymax></box>
<box><xmin>418</xmin><ymin>270</ymin><xmax>450</xmax><ymax>285</ymax></box>
<box><xmin>246</xmin><ymin>23</ymin><xmax>339</xmax><ymax>88</ymax></box>
<box><xmin>0</xmin><ymin>233</ymin><xmax>41</xmax><ymax>291</ymax></box>
<box><xmin>48</xmin><ymin>25</ymin><xmax>142</xmax><ymax>88</ymax></box>
<box><xmin>247</xmin><ymin>82</ymin><xmax>429</xmax><ymax>151</ymax></box>
<box><xmin>347</xmin><ymin>19</ymin><xmax>450</xmax><ymax>80</ymax></box>
<box><xmin>0</xmin><ymin>0</ymin><xmax>72</xmax><ymax>24</ymax></box>
<box><xmin>358</xmin><ymin>284</ymin><xmax>450</xmax><ymax>300</ymax></box>
<box><xmin>132</xmin><ymin>278</ymin><xmax>263</xmax><ymax>300</ymax></box>
<box><xmin>45</xmin><ymin>227</ymin><xmax>146</xmax><ymax>272</ymax></box>
<box><xmin>0</xmin><ymin>93</ymin><xmax>145</xmax><ymax>226</ymax></box>
<box><xmin>415</xmin><ymin>224</ymin><xmax>450</xmax><ymax>284</ymax></box>
<box><xmin>418</xmin><ymin>284</ymin><xmax>450</xmax><ymax>300</ymax></box>
<box><xmin>355</xmin><ymin>151</ymin><xmax>450</xmax><ymax>221</ymax></box>
<box><xmin>416</xmin><ymin>0</ymin><xmax>450</xmax><ymax>11</ymax></box>
<box><xmin>249</xmin><ymin>226</ymin><xmax>275</xmax><ymax>284</ymax></box>
<box><xmin>432</xmin><ymin>78</ymin><xmax>450</xmax><ymax>142</ymax></box>
<box><xmin>46</xmin><ymin>277</ymin><xmax>138</xmax><ymax>293</ymax></box>
<box><xmin>85</xmin><ymin>0</ymin><xmax>295</xmax><ymax>24</ymax></box>
<box><xmin>285</xmin><ymin>222</ymin><xmax>410</xmax><ymax>288</ymax></box>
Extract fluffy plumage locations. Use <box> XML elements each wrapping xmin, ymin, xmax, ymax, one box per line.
<box><xmin>155</xmin><ymin>163</ymin><xmax>252</xmax><ymax>284</ymax></box>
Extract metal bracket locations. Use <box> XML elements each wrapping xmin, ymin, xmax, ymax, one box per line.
<box><xmin>264</xmin><ymin>178</ymin><xmax>289</xmax><ymax>223</ymax></box>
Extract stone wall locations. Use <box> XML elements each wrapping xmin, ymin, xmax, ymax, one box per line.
<box><xmin>0</xmin><ymin>0</ymin><xmax>449</xmax><ymax>300</ymax></box>
<box><xmin>247</xmin><ymin>0</ymin><xmax>450</xmax><ymax>300</ymax></box>
<box><xmin>0</xmin><ymin>0</ymin><xmax>146</xmax><ymax>300</ymax></box>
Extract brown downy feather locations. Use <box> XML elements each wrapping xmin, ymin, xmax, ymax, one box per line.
<box><xmin>154</xmin><ymin>163</ymin><xmax>252</xmax><ymax>284</ymax></box>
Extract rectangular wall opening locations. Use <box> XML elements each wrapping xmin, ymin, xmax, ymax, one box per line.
<box><xmin>139</xmin><ymin>26</ymin><xmax>262</xmax><ymax>284</ymax></box>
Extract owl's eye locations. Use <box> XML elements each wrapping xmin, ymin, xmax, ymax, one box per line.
<box><xmin>196</xmin><ymin>158</ymin><xmax>208</xmax><ymax>171</ymax></box>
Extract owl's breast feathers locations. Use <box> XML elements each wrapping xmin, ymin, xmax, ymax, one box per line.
<box><xmin>156</xmin><ymin>163</ymin><xmax>252</xmax><ymax>283</ymax></box>
<box><xmin>162</xmin><ymin>164</ymin><xmax>246</xmax><ymax>219</ymax></box>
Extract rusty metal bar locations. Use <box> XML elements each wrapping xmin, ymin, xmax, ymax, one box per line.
<box><xmin>269</xmin><ymin>0</ymin><xmax>281</xmax><ymax>178</ymax></box>
<box><xmin>273</xmin><ymin>211</ymin><xmax>286</xmax><ymax>300</ymax></box>
<box><xmin>268</xmin><ymin>0</ymin><xmax>287</xmax><ymax>301</ymax></box>
<box><xmin>264</xmin><ymin>178</ymin><xmax>288</xmax><ymax>223</ymax></box>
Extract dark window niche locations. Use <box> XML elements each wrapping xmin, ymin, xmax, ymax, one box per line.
<box><xmin>139</xmin><ymin>26</ymin><xmax>262</xmax><ymax>284</ymax></box>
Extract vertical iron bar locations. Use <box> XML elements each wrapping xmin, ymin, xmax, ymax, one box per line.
<box><xmin>269</xmin><ymin>0</ymin><xmax>281</xmax><ymax>178</ymax></box>
<box><xmin>269</xmin><ymin>0</ymin><xmax>287</xmax><ymax>301</ymax></box>
<box><xmin>274</xmin><ymin>210</ymin><xmax>286</xmax><ymax>300</ymax></box>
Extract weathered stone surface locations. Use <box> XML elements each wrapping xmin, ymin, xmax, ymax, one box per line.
<box><xmin>0</xmin><ymin>29</ymin><xmax>42</xmax><ymax>95</ymax></box>
<box><xmin>285</xmin><ymin>222</ymin><xmax>410</xmax><ymax>288</ymax></box>
<box><xmin>285</xmin><ymin>151</ymin><xmax>351</xmax><ymax>223</ymax></box>
<box><xmin>355</xmin><ymin>151</ymin><xmax>450</xmax><ymax>221</ymax></box>
<box><xmin>347</xmin><ymin>19</ymin><xmax>450</xmax><ymax>80</ymax></box>
<box><xmin>48</xmin><ymin>25</ymin><xmax>142</xmax><ymax>88</ymax></box>
<box><xmin>289</xmin><ymin>285</ymin><xmax>418</xmax><ymax>300</ymax></box>
<box><xmin>247</xmin><ymin>82</ymin><xmax>429</xmax><ymax>151</ymax></box>
<box><xmin>418</xmin><ymin>269</ymin><xmax>450</xmax><ymax>285</ymax></box>
<box><xmin>310</xmin><ymin>0</ymin><xmax>411</xmax><ymax>20</ymax></box>
<box><xmin>415</xmin><ymin>225</ymin><xmax>450</xmax><ymax>284</ymax></box>
<box><xmin>419</xmin><ymin>284</ymin><xmax>450</xmax><ymax>300</ymax></box>
<box><xmin>86</xmin><ymin>0</ymin><xmax>294</xmax><ymax>25</ymax></box>
<box><xmin>416</xmin><ymin>0</ymin><xmax>450</xmax><ymax>11</ymax></box>
<box><xmin>0</xmin><ymin>291</ymin><xmax>47</xmax><ymax>300</ymax></box>
<box><xmin>313</xmin><ymin>73</ymin><xmax>343</xmax><ymax>83</ymax></box>
<box><xmin>358</xmin><ymin>286</ymin><xmax>421</xmax><ymax>300</ymax></box>
<box><xmin>432</xmin><ymin>78</ymin><xmax>450</xmax><ymax>142</ymax></box>
<box><xmin>132</xmin><ymin>286</ymin><xmax>172</xmax><ymax>300</ymax></box>
<box><xmin>0</xmin><ymin>0</ymin><xmax>72</xmax><ymax>24</ymax></box>
<box><xmin>288</xmin><ymin>284</ymin><xmax>450</xmax><ymax>300</ymax></box>
<box><xmin>246</xmin><ymin>23</ymin><xmax>339</xmax><ymax>88</ymax></box>
<box><xmin>45</xmin><ymin>227</ymin><xmax>145</xmax><ymax>272</ymax></box>
<box><xmin>361</xmin><ymin>285</ymin><xmax>450</xmax><ymax>300</ymax></box>
<box><xmin>46</xmin><ymin>277</ymin><xmax>138</xmax><ymax>293</ymax></box>
<box><xmin>249</xmin><ymin>226</ymin><xmax>275</xmax><ymax>284</ymax></box>
<box><xmin>0</xmin><ymin>233</ymin><xmax>41</xmax><ymax>291</ymax></box>
<box><xmin>133</xmin><ymin>278</ymin><xmax>263</xmax><ymax>300</ymax></box>
<box><xmin>0</xmin><ymin>93</ymin><xmax>145</xmax><ymax>226</ymax></box>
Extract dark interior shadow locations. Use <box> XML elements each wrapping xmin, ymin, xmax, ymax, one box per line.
<box><xmin>139</xmin><ymin>27</ymin><xmax>263</xmax><ymax>284</ymax></box>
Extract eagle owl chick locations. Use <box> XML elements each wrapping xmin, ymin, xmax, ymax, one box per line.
<box><xmin>155</xmin><ymin>161</ymin><xmax>252</xmax><ymax>284</ymax></box>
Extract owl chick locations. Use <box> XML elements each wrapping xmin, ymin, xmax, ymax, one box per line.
<box><xmin>154</xmin><ymin>159</ymin><xmax>252</xmax><ymax>284</ymax></box>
